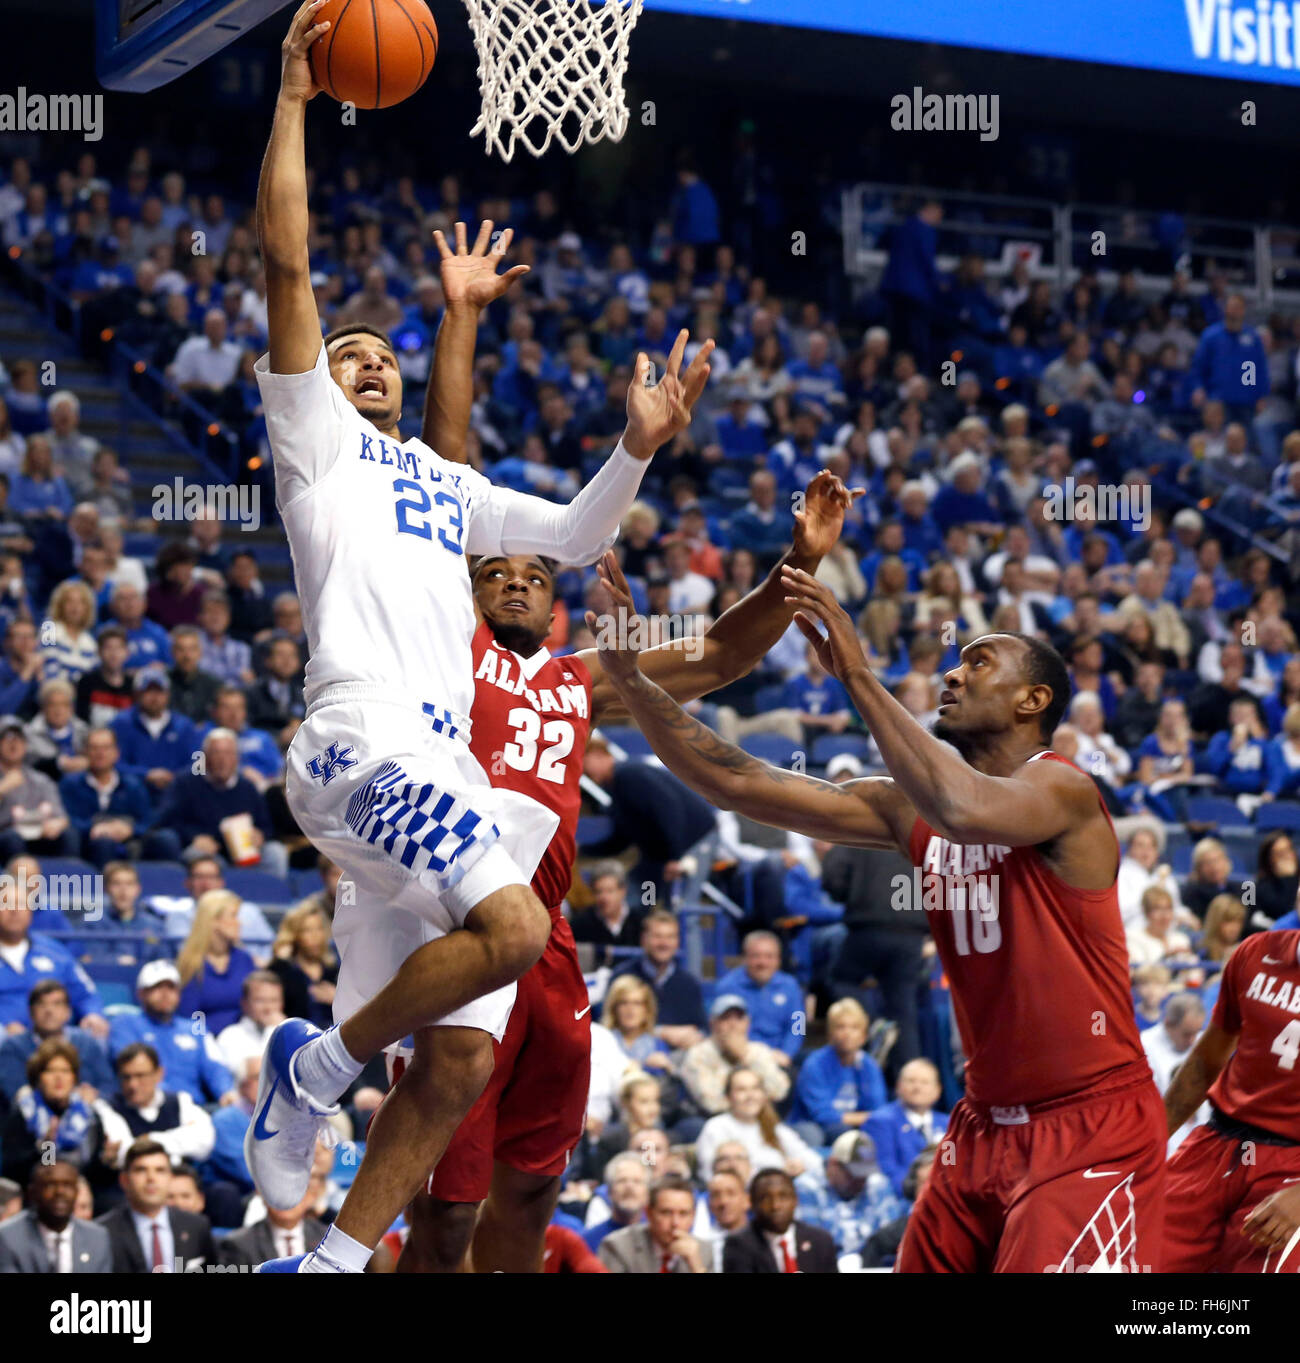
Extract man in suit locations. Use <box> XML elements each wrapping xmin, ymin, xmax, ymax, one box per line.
<box><xmin>598</xmin><ymin>1174</ymin><xmax>710</xmax><ymax>1273</ymax></box>
<box><xmin>0</xmin><ymin>1161</ymin><xmax>113</xmax><ymax>1272</ymax></box>
<box><xmin>95</xmin><ymin>1137</ymin><xmax>218</xmax><ymax>1272</ymax></box>
<box><xmin>220</xmin><ymin>1171</ymin><xmax>327</xmax><ymax>1267</ymax></box>
<box><xmin>863</xmin><ymin>1059</ymin><xmax>949</xmax><ymax>1198</ymax></box>
<box><xmin>722</xmin><ymin>1169</ymin><xmax>838</xmax><ymax>1273</ymax></box>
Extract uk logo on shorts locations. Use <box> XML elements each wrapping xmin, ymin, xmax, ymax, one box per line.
<box><xmin>306</xmin><ymin>742</ymin><xmax>358</xmax><ymax>787</ymax></box>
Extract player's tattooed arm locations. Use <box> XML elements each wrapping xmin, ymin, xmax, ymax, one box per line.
<box><xmin>1162</xmin><ymin>1022</ymin><xmax>1237</xmax><ymax>1136</ymax></box>
<box><xmin>590</xmin><ymin>635</ymin><xmax>910</xmax><ymax>850</ymax></box>
<box><xmin>260</xmin><ymin>1</ymin><xmax>330</xmax><ymax>376</ymax></box>
<box><xmin>422</xmin><ymin>220</ymin><xmax>528</xmax><ymax>463</ymax></box>
<box><xmin>585</xmin><ymin>473</ymin><xmax>863</xmax><ymax>723</ymax></box>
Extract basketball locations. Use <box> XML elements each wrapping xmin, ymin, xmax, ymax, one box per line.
<box><xmin>309</xmin><ymin>0</ymin><xmax>438</xmax><ymax>110</ymax></box>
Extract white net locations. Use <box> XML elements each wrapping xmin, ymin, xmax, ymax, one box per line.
<box><xmin>462</xmin><ymin>0</ymin><xmax>645</xmax><ymax>161</ymax></box>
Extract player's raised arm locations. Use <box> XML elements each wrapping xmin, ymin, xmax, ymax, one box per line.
<box><xmin>466</xmin><ymin>330</ymin><xmax>713</xmax><ymax>565</ymax></box>
<box><xmin>1161</xmin><ymin>1021</ymin><xmax>1237</xmax><ymax>1137</ymax></box>
<box><xmin>779</xmin><ymin>570</ymin><xmax>1097</xmax><ymax>848</ymax></box>
<box><xmin>586</xmin><ymin>593</ymin><xmax>911</xmax><ymax>851</ymax></box>
<box><xmin>585</xmin><ymin>472</ymin><xmax>863</xmax><ymax>724</ymax></box>
<box><xmin>258</xmin><ymin>1</ymin><xmax>330</xmax><ymax>376</ymax></box>
<box><xmin>421</xmin><ymin>220</ymin><xmax>528</xmax><ymax>463</ymax></box>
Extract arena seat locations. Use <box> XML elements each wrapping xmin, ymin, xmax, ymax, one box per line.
<box><xmin>810</xmin><ymin>733</ymin><xmax>875</xmax><ymax>765</ymax></box>
<box><xmin>33</xmin><ymin>857</ymin><xmax>96</xmax><ymax>882</ymax></box>
<box><xmin>224</xmin><ymin>867</ymin><xmax>298</xmax><ymax>904</ymax></box>
<box><xmin>1184</xmin><ymin>795</ymin><xmax>1248</xmax><ymax>828</ymax></box>
<box><xmin>576</xmin><ymin>815</ymin><xmax>612</xmax><ymax>846</ymax></box>
<box><xmin>88</xmin><ymin>962</ymin><xmax>146</xmax><ymax>1009</ymax></box>
<box><xmin>752</xmin><ymin>683</ymin><xmax>786</xmax><ymax>713</ymax></box>
<box><xmin>1255</xmin><ymin>802</ymin><xmax>1300</xmax><ymax>834</ymax></box>
<box><xmin>739</xmin><ymin>733</ymin><xmax>801</xmax><ymax>767</ymax></box>
<box><xmin>133</xmin><ymin>862</ymin><xmax>191</xmax><ymax>897</ymax></box>
<box><xmin>596</xmin><ymin>725</ymin><xmax>654</xmax><ymax>758</ymax></box>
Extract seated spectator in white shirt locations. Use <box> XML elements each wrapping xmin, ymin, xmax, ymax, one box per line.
<box><xmin>662</xmin><ymin>539</ymin><xmax>714</xmax><ymax>616</ymax></box>
<box><xmin>694</xmin><ymin>1067</ymin><xmax>824</xmax><ymax>1185</ymax></box>
<box><xmin>1141</xmin><ymin>992</ymin><xmax>1210</xmax><ymax>1153</ymax></box>
<box><xmin>95</xmin><ymin>1042</ymin><xmax>216</xmax><ymax>1173</ymax></box>
<box><xmin>220</xmin><ymin>1171</ymin><xmax>328</xmax><ymax>1267</ymax></box>
<box><xmin>680</xmin><ymin>995</ymin><xmax>790</xmax><ymax>1116</ymax></box>
<box><xmin>1067</xmin><ymin>690</ymin><xmax>1130</xmax><ymax>789</ymax></box>
<box><xmin>216</xmin><ymin>970</ymin><xmax>285</xmax><ymax>1074</ymax></box>
<box><xmin>1125</xmin><ymin>886</ymin><xmax>1195</xmax><ymax>967</ymax></box>
<box><xmin>168</xmin><ymin>310</ymin><xmax>240</xmax><ymax>396</ymax></box>
<box><xmin>702</xmin><ymin>1168</ymin><xmax>751</xmax><ymax>1271</ymax></box>
<box><xmin>1117</xmin><ymin>823</ymin><xmax>1189</xmax><ymax>931</ymax></box>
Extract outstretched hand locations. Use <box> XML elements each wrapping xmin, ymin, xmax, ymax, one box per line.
<box><xmin>793</xmin><ymin>470</ymin><xmax>864</xmax><ymax>561</ymax></box>
<box><xmin>433</xmin><ymin>220</ymin><xmax>529</xmax><ymax>310</ymax></box>
<box><xmin>623</xmin><ymin>330</ymin><xmax>713</xmax><ymax>461</ymax></box>
<box><xmin>782</xmin><ymin>566</ymin><xmax>869</xmax><ymax>682</ymax></box>
<box><xmin>279</xmin><ymin>0</ymin><xmax>328</xmax><ymax>103</ymax></box>
<box><xmin>586</xmin><ymin>550</ymin><xmax>643</xmax><ymax>685</ymax></box>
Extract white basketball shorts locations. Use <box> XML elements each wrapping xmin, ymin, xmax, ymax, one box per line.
<box><xmin>287</xmin><ymin>684</ymin><xmax>560</xmax><ymax>1044</ymax></box>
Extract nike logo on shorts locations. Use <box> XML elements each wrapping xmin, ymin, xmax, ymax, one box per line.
<box><xmin>1082</xmin><ymin>1168</ymin><xmax>1122</xmax><ymax>1178</ymax></box>
<box><xmin>574</xmin><ymin>1003</ymin><xmax>592</xmax><ymax>1020</ymax></box>
<box><xmin>1263</xmin><ymin>956</ymin><xmax>1283</xmax><ymax>965</ymax></box>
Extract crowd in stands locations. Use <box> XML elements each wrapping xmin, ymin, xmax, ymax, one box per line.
<box><xmin>0</xmin><ymin>139</ymin><xmax>1297</xmax><ymax>1271</ymax></box>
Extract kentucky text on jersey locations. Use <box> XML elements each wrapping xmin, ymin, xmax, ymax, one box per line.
<box><xmin>473</xmin><ymin>648</ymin><xmax>590</xmax><ymax>719</ymax></box>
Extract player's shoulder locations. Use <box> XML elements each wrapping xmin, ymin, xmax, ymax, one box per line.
<box><xmin>1244</xmin><ymin>928</ymin><xmax>1300</xmax><ymax>971</ymax></box>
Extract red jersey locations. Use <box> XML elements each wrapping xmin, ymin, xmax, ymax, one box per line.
<box><xmin>468</xmin><ymin>621</ymin><xmax>593</xmax><ymax>918</ymax></box>
<box><xmin>906</xmin><ymin>750</ymin><xmax>1147</xmax><ymax>1108</ymax></box>
<box><xmin>543</xmin><ymin>1223</ymin><xmax>608</xmax><ymax>1273</ymax></box>
<box><xmin>1209</xmin><ymin>929</ymin><xmax>1300</xmax><ymax>1140</ymax></box>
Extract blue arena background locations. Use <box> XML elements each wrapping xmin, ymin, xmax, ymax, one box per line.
<box><xmin>646</xmin><ymin>0</ymin><xmax>1300</xmax><ymax>85</ymax></box>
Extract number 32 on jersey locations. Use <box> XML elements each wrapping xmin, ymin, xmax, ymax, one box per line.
<box><xmin>501</xmin><ymin>708</ymin><xmax>574</xmax><ymax>784</ymax></box>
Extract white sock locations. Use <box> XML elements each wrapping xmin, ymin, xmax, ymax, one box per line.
<box><xmin>301</xmin><ymin>1225</ymin><xmax>371</xmax><ymax>1274</ymax></box>
<box><xmin>291</xmin><ymin>1025</ymin><xmax>364</xmax><ymax>1107</ymax></box>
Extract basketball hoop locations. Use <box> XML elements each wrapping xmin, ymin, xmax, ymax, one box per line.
<box><xmin>461</xmin><ymin>0</ymin><xmax>644</xmax><ymax>161</ymax></box>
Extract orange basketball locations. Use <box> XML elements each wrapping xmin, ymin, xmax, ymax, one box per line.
<box><xmin>309</xmin><ymin>0</ymin><xmax>438</xmax><ymax>110</ymax></box>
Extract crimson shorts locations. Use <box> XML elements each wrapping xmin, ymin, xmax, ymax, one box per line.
<box><xmin>1162</xmin><ymin>1118</ymin><xmax>1300</xmax><ymax>1273</ymax></box>
<box><xmin>896</xmin><ymin>1072</ymin><xmax>1167</xmax><ymax>1273</ymax></box>
<box><xmin>424</xmin><ymin>915</ymin><xmax>592</xmax><ymax>1203</ymax></box>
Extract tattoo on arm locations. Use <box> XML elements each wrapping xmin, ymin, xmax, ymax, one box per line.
<box><xmin>620</xmin><ymin>671</ymin><xmax>862</xmax><ymax>798</ymax></box>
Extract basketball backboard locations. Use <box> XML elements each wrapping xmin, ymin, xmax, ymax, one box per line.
<box><xmin>96</xmin><ymin>0</ymin><xmax>286</xmax><ymax>91</ymax></box>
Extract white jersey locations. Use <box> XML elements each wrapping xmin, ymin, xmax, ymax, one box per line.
<box><xmin>255</xmin><ymin>345</ymin><xmax>643</xmax><ymax>717</ymax></box>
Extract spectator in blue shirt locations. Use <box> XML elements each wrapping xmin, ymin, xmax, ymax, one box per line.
<box><xmin>0</xmin><ymin>619</ymin><xmax>41</xmax><ymax>719</ymax></box>
<box><xmin>0</xmin><ymin>978</ymin><xmax>112</xmax><ymax>1105</ymax></box>
<box><xmin>110</xmin><ymin>668</ymin><xmax>200</xmax><ymax>804</ymax></box>
<box><xmin>107</xmin><ymin>582</ymin><xmax>172</xmax><ymax>670</ymax></box>
<box><xmin>787</xmin><ymin>332</ymin><xmax>845</xmax><ymax>411</ymax></box>
<box><xmin>930</xmin><ymin>452</ymin><xmax>1004</xmax><ymax>536</ymax></box>
<box><xmin>788</xmin><ymin>998</ymin><xmax>887</xmax><ymax>1144</ymax></box>
<box><xmin>714</xmin><ymin>930</ymin><xmax>804</xmax><ymax>1066</ymax></box>
<box><xmin>582</xmin><ymin>1152</ymin><xmax>649</xmax><ymax>1253</ymax></box>
<box><xmin>0</xmin><ymin>859</ymin><xmax>107</xmax><ymax>1037</ymax></box>
<box><xmin>600</xmin><ymin>973</ymin><xmax>671</xmax><ymax>1072</ymax></box>
<box><xmin>1264</xmin><ymin>705</ymin><xmax>1300</xmax><ymax>800</ymax></box>
<box><xmin>714</xmin><ymin>394</ymin><xmax>769</xmax><ymax>461</ymax></box>
<box><xmin>880</xmin><ymin>199</ymin><xmax>942</xmax><ymax>370</ymax></box>
<box><xmin>669</xmin><ymin>156</ymin><xmax>720</xmax><ymax>248</ymax></box>
<box><xmin>176</xmin><ymin>890</ymin><xmax>256</xmax><ymax>1035</ymax></box>
<box><xmin>728</xmin><ymin>470</ymin><xmax>793</xmax><ymax>565</ymax></box>
<box><xmin>864</xmin><ymin>1059</ymin><xmax>949</xmax><ymax>1198</ymax></box>
<box><xmin>59</xmin><ymin>726</ymin><xmax>181</xmax><ymax>866</ymax></box>
<box><xmin>1189</xmin><ymin>292</ymin><xmax>1269</xmax><ymax>421</ymax></box>
<box><xmin>797</xmin><ymin>1129</ymin><xmax>904</xmax><ymax>1256</ymax></box>
<box><xmin>196</xmin><ymin>593</ymin><xmax>253</xmax><ymax>686</ymax></box>
<box><xmin>197</xmin><ymin>686</ymin><xmax>284</xmax><ymax>790</ymax></box>
<box><xmin>611</xmin><ymin>908</ymin><xmax>707</xmax><ymax>1050</ymax></box>
<box><xmin>781</xmin><ymin>643</ymin><xmax>853</xmax><ymax>748</ymax></box>
<box><xmin>106</xmin><ymin>960</ymin><xmax>233</xmax><ymax>1105</ymax></box>
<box><xmin>10</xmin><ymin>436</ymin><xmax>73</xmax><ymax>520</ymax></box>
<box><xmin>1201</xmin><ymin>698</ymin><xmax>1269</xmax><ymax>796</ymax></box>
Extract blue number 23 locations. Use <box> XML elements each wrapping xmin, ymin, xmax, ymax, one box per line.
<box><xmin>393</xmin><ymin>480</ymin><xmax>465</xmax><ymax>555</ymax></box>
